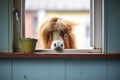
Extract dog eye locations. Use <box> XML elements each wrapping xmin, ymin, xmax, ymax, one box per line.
<box><xmin>64</xmin><ymin>34</ymin><xmax>68</xmax><ymax>39</ymax></box>
<box><xmin>48</xmin><ymin>34</ymin><xmax>52</xmax><ymax>39</ymax></box>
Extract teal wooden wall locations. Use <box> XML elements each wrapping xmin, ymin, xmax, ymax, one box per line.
<box><xmin>0</xmin><ymin>0</ymin><xmax>13</xmax><ymax>52</ymax></box>
<box><xmin>0</xmin><ymin>59</ymin><xmax>11</xmax><ymax>80</ymax></box>
<box><xmin>0</xmin><ymin>59</ymin><xmax>120</xmax><ymax>80</ymax></box>
<box><xmin>0</xmin><ymin>0</ymin><xmax>120</xmax><ymax>80</ymax></box>
<box><xmin>104</xmin><ymin>0</ymin><xmax>120</xmax><ymax>53</ymax></box>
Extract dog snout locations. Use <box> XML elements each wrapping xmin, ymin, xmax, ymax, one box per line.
<box><xmin>54</xmin><ymin>41</ymin><xmax>64</xmax><ymax>49</ymax></box>
<box><xmin>54</xmin><ymin>42</ymin><xmax>64</xmax><ymax>48</ymax></box>
<box><xmin>51</xmin><ymin>40</ymin><xmax>64</xmax><ymax>50</ymax></box>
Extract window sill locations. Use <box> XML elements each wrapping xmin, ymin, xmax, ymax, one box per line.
<box><xmin>0</xmin><ymin>52</ymin><xmax>120</xmax><ymax>59</ymax></box>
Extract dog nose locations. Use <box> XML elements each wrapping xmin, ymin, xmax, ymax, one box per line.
<box><xmin>54</xmin><ymin>43</ymin><xmax>64</xmax><ymax>49</ymax></box>
<box><xmin>51</xmin><ymin>40</ymin><xmax>64</xmax><ymax>51</ymax></box>
<box><xmin>54</xmin><ymin>42</ymin><xmax>64</xmax><ymax>51</ymax></box>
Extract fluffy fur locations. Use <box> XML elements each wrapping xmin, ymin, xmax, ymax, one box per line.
<box><xmin>37</xmin><ymin>17</ymin><xmax>78</xmax><ymax>49</ymax></box>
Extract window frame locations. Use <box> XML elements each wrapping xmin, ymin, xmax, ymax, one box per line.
<box><xmin>14</xmin><ymin>0</ymin><xmax>104</xmax><ymax>53</ymax></box>
<box><xmin>90</xmin><ymin>0</ymin><xmax>104</xmax><ymax>52</ymax></box>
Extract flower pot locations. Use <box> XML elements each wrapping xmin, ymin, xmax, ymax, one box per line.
<box><xmin>20</xmin><ymin>38</ymin><xmax>37</xmax><ymax>53</ymax></box>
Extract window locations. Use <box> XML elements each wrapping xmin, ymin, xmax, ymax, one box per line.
<box><xmin>13</xmin><ymin>0</ymin><xmax>104</xmax><ymax>53</ymax></box>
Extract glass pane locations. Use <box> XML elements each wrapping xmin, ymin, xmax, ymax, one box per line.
<box><xmin>25</xmin><ymin>0</ymin><xmax>92</xmax><ymax>49</ymax></box>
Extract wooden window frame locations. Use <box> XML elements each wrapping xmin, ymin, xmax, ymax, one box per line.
<box><xmin>14</xmin><ymin>0</ymin><xmax>104</xmax><ymax>53</ymax></box>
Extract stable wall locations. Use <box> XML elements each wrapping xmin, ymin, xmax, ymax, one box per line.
<box><xmin>0</xmin><ymin>59</ymin><xmax>120</xmax><ymax>80</ymax></box>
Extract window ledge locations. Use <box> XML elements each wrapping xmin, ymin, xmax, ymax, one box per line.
<box><xmin>0</xmin><ymin>52</ymin><xmax>120</xmax><ymax>59</ymax></box>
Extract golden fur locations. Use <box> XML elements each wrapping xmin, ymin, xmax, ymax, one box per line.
<box><xmin>37</xmin><ymin>17</ymin><xmax>78</xmax><ymax>49</ymax></box>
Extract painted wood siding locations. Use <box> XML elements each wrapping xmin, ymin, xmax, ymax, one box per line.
<box><xmin>13</xmin><ymin>59</ymin><xmax>106</xmax><ymax>80</ymax></box>
<box><xmin>104</xmin><ymin>0</ymin><xmax>120</xmax><ymax>53</ymax></box>
<box><xmin>0</xmin><ymin>0</ymin><xmax>13</xmax><ymax>52</ymax></box>
<box><xmin>0</xmin><ymin>59</ymin><xmax>11</xmax><ymax>80</ymax></box>
<box><xmin>0</xmin><ymin>59</ymin><xmax>120</xmax><ymax>80</ymax></box>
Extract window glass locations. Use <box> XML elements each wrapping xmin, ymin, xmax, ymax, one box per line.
<box><xmin>25</xmin><ymin>0</ymin><xmax>92</xmax><ymax>49</ymax></box>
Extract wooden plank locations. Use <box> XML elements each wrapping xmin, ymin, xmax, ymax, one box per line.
<box><xmin>0</xmin><ymin>53</ymin><xmax>120</xmax><ymax>59</ymax></box>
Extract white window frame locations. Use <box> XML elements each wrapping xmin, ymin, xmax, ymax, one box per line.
<box><xmin>90</xmin><ymin>0</ymin><xmax>104</xmax><ymax>53</ymax></box>
<box><xmin>14</xmin><ymin>0</ymin><xmax>104</xmax><ymax>53</ymax></box>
